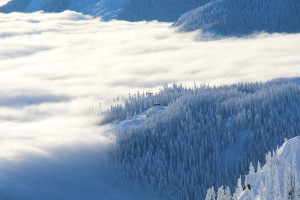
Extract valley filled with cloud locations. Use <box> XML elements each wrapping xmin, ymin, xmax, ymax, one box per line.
<box><xmin>0</xmin><ymin>11</ymin><xmax>300</xmax><ymax>199</ymax></box>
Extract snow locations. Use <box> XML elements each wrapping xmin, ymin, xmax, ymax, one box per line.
<box><xmin>0</xmin><ymin>0</ymin><xmax>129</xmax><ymax>19</ymax></box>
<box><xmin>238</xmin><ymin>136</ymin><xmax>300</xmax><ymax>200</ymax></box>
<box><xmin>115</xmin><ymin>106</ymin><xmax>166</xmax><ymax>129</ymax></box>
<box><xmin>174</xmin><ymin>0</ymin><xmax>300</xmax><ymax>37</ymax></box>
<box><xmin>0</xmin><ymin>0</ymin><xmax>10</xmax><ymax>6</ymax></box>
<box><xmin>277</xmin><ymin>137</ymin><xmax>300</xmax><ymax>170</ymax></box>
<box><xmin>0</xmin><ymin>11</ymin><xmax>300</xmax><ymax>200</ymax></box>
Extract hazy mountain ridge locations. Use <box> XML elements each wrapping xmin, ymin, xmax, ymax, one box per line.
<box><xmin>0</xmin><ymin>0</ymin><xmax>128</xmax><ymax>19</ymax></box>
<box><xmin>0</xmin><ymin>0</ymin><xmax>204</xmax><ymax>21</ymax></box>
<box><xmin>2</xmin><ymin>0</ymin><xmax>300</xmax><ymax>36</ymax></box>
<box><xmin>174</xmin><ymin>0</ymin><xmax>300</xmax><ymax>36</ymax></box>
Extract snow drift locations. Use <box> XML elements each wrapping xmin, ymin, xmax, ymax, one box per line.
<box><xmin>175</xmin><ymin>0</ymin><xmax>300</xmax><ymax>37</ymax></box>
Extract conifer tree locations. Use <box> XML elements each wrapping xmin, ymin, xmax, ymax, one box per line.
<box><xmin>205</xmin><ymin>187</ymin><xmax>216</xmax><ymax>200</ymax></box>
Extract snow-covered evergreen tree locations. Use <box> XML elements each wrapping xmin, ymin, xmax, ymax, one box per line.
<box><xmin>206</xmin><ymin>187</ymin><xmax>216</xmax><ymax>200</ymax></box>
<box><xmin>259</xmin><ymin>180</ymin><xmax>265</xmax><ymax>200</ymax></box>
<box><xmin>219</xmin><ymin>137</ymin><xmax>300</xmax><ymax>200</ymax></box>
<box><xmin>249</xmin><ymin>162</ymin><xmax>255</xmax><ymax>175</ymax></box>
<box><xmin>217</xmin><ymin>186</ymin><xmax>225</xmax><ymax>200</ymax></box>
<box><xmin>243</xmin><ymin>187</ymin><xmax>254</xmax><ymax>200</ymax></box>
<box><xmin>284</xmin><ymin>162</ymin><xmax>297</xmax><ymax>200</ymax></box>
<box><xmin>274</xmin><ymin>165</ymin><xmax>281</xmax><ymax>200</ymax></box>
<box><xmin>235</xmin><ymin>176</ymin><xmax>243</xmax><ymax>196</ymax></box>
<box><xmin>257</xmin><ymin>161</ymin><xmax>262</xmax><ymax>174</ymax></box>
<box><xmin>224</xmin><ymin>186</ymin><xmax>232</xmax><ymax>200</ymax></box>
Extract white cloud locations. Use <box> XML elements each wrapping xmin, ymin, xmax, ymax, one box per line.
<box><xmin>0</xmin><ymin>11</ymin><xmax>299</xmax><ymax>199</ymax></box>
<box><xmin>0</xmin><ymin>0</ymin><xmax>9</xmax><ymax>6</ymax></box>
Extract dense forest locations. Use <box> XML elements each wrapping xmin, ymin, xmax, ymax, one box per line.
<box><xmin>0</xmin><ymin>0</ymin><xmax>71</xmax><ymax>12</ymax></box>
<box><xmin>104</xmin><ymin>78</ymin><xmax>300</xmax><ymax>199</ymax></box>
<box><xmin>175</xmin><ymin>0</ymin><xmax>300</xmax><ymax>36</ymax></box>
<box><xmin>2</xmin><ymin>0</ymin><xmax>300</xmax><ymax>37</ymax></box>
<box><xmin>117</xmin><ymin>0</ymin><xmax>209</xmax><ymax>21</ymax></box>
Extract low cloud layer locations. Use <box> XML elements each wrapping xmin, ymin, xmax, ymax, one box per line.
<box><xmin>0</xmin><ymin>11</ymin><xmax>299</xmax><ymax>199</ymax></box>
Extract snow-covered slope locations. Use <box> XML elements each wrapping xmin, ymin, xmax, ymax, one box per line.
<box><xmin>0</xmin><ymin>0</ymin><xmax>209</xmax><ymax>21</ymax></box>
<box><xmin>114</xmin><ymin>105</ymin><xmax>166</xmax><ymax>130</ymax></box>
<box><xmin>209</xmin><ymin>137</ymin><xmax>300</xmax><ymax>200</ymax></box>
<box><xmin>240</xmin><ymin>137</ymin><xmax>300</xmax><ymax>200</ymax></box>
<box><xmin>174</xmin><ymin>0</ymin><xmax>300</xmax><ymax>37</ymax></box>
<box><xmin>0</xmin><ymin>0</ymin><xmax>129</xmax><ymax>20</ymax></box>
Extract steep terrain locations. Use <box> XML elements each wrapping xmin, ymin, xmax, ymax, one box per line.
<box><xmin>174</xmin><ymin>0</ymin><xmax>300</xmax><ymax>37</ymax></box>
<box><xmin>207</xmin><ymin>137</ymin><xmax>300</xmax><ymax>200</ymax></box>
<box><xmin>0</xmin><ymin>0</ymin><xmax>205</xmax><ymax>21</ymax></box>
<box><xmin>106</xmin><ymin>78</ymin><xmax>300</xmax><ymax>200</ymax></box>
<box><xmin>0</xmin><ymin>0</ymin><xmax>128</xmax><ymax>19</ymax></box>
<box><xmin>117</xmin><ymin>0</ymin><xmax>210</xmax><ymax>21</ymax></box>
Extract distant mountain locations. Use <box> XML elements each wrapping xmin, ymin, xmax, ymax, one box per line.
<box><xmin>174</xmin><ymin>0</ymin><xmax>300</xmax><ymax>37</ymax></box>
<box><xmin>106</xmin><ymin>78</ymin><xmax>300</xmax><ymax>200</ymax></box>
<box><xmin>2</xmin><ymin>0</ymin><xmax>300</xmax><ymax>34</ymax></box>
<box><xmin>0</xmin><ymin>0</ymin><xmax>209</xmax><ymax>22</ymax></box>
<box><xmin>117</xmin><ymin>0</ymin><xmax>210</xmax><ymax>22</ymax></box>
<box><xmin>0</xmin><ymin>0</ymin><xmax>129</xmax><ymax>20</ymax></box>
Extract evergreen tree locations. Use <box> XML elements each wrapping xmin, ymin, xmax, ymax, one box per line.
<box><xmin>205</xmin><ymin>187</ymin><xmax>216</xmax><ymax>200</ymax></box>
<box><xmin>224</xmin><ymin>186</ymin><xmax>232</xmax><ymax>200</ymax></box>
<box><xmin>249</xmin><ymin>162</ymin><xmax>255</xmax><ymax>174</ymax></box>
<box><xmin>217</xmin><ymin>186</ymin><xmax>225</xmax><ymax>200</ymax></box>
<box><xmin>257</xmin><ymin>161</ymin><xmax>262</xmax><ymax>173</ymax></box>
<box><xmin>244</xmin><ymin>187</ymin><xmax>254</xmax><ymax>200</ymax></box>
<box><xmin>274</xmin><ymin>165</ymin><xmax>281</xmax><ymax>200</ymax></box>
<box><xmin>235</xmin><ymin>176</ymin><xmax>243</xmax><ymax>196</ymax></box>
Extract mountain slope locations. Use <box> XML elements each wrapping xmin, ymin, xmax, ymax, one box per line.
<box><xmin>106</xmin><ymin>78</ymin><xmax>300</xmax><ymax>200</ymax></box>
<box><xmin>0</xmin><ymin>0</ymin><xmax>209</xmax><ymax>21</ymax></box>
<box><xmin>0</xmin><ymin>0</ymin><xmax>129</xmax><ymax>20</ymax></box>
<box><xmin>174</xmin><ymin>0</ymin><xmax>300</xmax><ymax>37</ymax></box>
<box><xmin>209</xmin><ymin>137</ymin><xmax>300</xmax><ymax>200</ymax></box>
<box><xmin>117</xmin><ymin>0</ymin><xmax>210</xmax><ymax>22</ymax></box>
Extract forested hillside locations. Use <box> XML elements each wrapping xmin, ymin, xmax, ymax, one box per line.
<box><xmin>175</xmin><ymin>0</ymin><xmax>300</xmax><ymax>36</ymax></box>
<box><xmin>0</xmin><ymin>0</ymin><xmax>128</xmax><ymax>19</ymax></box>
<box><xmin>2</xmin><ymin>0</ymin><xmax>300</xmax><ymax>35</ymax></box>
<box><xmin>105</xmin><ymin>78</ymin><xmax>300</xmax><ymax>199</ymax></box>
<box><xmin>0</xmin><ymin>0</ymin><xmax>207</xmax><ymax>21</ymax></box>
<box><xmin>117</xmin><ymin>0</ymin><xmax>209</xmax><ymax>21</ymax></box>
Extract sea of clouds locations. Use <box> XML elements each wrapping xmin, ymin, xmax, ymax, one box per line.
<box><xmin>0</xmin><ymin>11</ymin><xmax>299</xmax><ymax>199</ymax></box>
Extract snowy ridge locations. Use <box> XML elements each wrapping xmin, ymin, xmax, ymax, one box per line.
<box><xmin>0</xmin><ymin>0</ymin><xmax>206</xmax><ymax>21</ymax></box>
<box><xmin>208</xmin><ymin>137</ymin><xmax>300</xmax><ymax>200</ymax></box>
<box><xmin>0</xmin><ymin>0</ymin><xmax>129</xmax><ymax>20</ymax></box>
<box><xmin>174</xmin><ymin>0</ymin><xmax>300</xmax><ymax>37</ymax></box>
